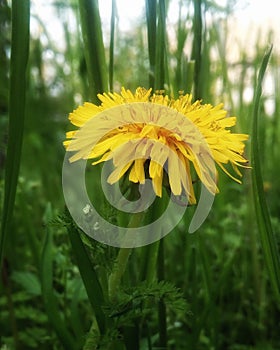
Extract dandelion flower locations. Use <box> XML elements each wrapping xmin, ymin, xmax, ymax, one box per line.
<box><xmin>64</xmin><ymin>87</ymin><xmax>249</xmax><ymax>204</ymax></box>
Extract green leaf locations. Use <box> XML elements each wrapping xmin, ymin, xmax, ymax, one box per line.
<box><xmin>0</xmin><ymin>0</ymin><xmax>30</xmax><ymax>267</ymax></box>
<box><xmin>251</xmin><ymin>44</ymin><xmax>280</xmax><ymax>301</ymax></box>
<box><xmin>66</xmin><ymin>218</ymin><xmax>107</xmax><ymax>335</ymax></box>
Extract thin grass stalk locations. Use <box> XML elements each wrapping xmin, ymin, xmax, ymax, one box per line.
<box><xmin>212</xmin><ymin>22</ymin><xmax>234</xmax><ymax>108</ymax></box>
<box><xmin>155</xmin><ymin>0</ymin><xmax>167</xmax><ymax>90</ymax></box>
<box><xmin>0</xmin><ymin>0</ymin><xmax>30</xmax><ymax>268</ymax></box>
<box><xmin>145</xmin><ymin>0</ymin><xmax>157</xmax><ymax>89</ymax></box>
<box><xmin>109</xmin><ymin>0</ymin><xmax>117</xmax><ymax>91</ymax></box>
<box><xmin>191</xmin><ymin>0</ymin><xmax>202</xmax><ymax>100</ymax></box>
<box><xmin>175</xmin><ymin>0</ymin><xmax>183</xmax><ymax>91</ymax></box>
<box><xmin>238</xmin><ymin>52</ymin><xmax>247</xmax><ymax>125</ymax></box>
<box><xmin>247</xmin><ymin>182</ymin><xmax>262</xmax><ymax>306</ymax></box>
<box><xmin>172</xmin><ymin>0</ymin><xmax>194</xmax><ymax>94</ymax></box>
<box><xmin>182</xmin><ymin>60</ymin><xmax>195</xmax><ymax>94</ymax></box>
<box><xmin>78</xmin><ymin>0</ymin><xmax>108</xmax><ymax>103</ymax></box>
<box><xmin>251</xmin><ymin>44</ymin><xmax>280</xmax><ymax>302</ymax></box>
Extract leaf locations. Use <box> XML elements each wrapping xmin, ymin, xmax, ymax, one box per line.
<box><xmin>65</xmin><ymin>213</ymin><xmax>107</xmax><ymax>334</ymax></box>
<box><xmin>0</xmin><ymin>0</ymin><xmax>30</xmax><ymax>267</ymax></box>
<box><xmin>251</xmin><ymin>44</ymin><xmax>280</xmax><ymax>301</ymax></box>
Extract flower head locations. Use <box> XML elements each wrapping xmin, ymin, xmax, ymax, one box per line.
<box><xmin>64</xmin><ymin>87</ymin><xmax>249</xmax><ymax>204</ymax></box>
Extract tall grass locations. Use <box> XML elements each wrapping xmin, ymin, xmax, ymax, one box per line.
<box><xmin>251</xmin><ymin>45</ymin><xmax>280</xmax><ymax>302</ymax></box>
<box><xmin>78</xmin><ymin>0</ymin><xmax>108</xmax><ymax>102</ymax></box>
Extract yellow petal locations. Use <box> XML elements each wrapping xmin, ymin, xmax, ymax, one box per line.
<box><xmin>107</xmin><ymin>161</ymin><xmax>133</xmax><ymax>184</ymax></box>
<box><xmin>152</xmin><ymin>171</ymin><xmax>163</xmax><ymax>197</ymax></box>
<box><xmin>129</xmin><ymin>159</ymin><xmax>146</xmax><ymax>183</ymax></box>
<box><xmin>168</xmin><ymin>147</ymin><xmax>182</xmax><ymax>196</ymax></box>
<box><xmin>69</xmin><ymin>102</ymin><xmax>100</xmax><ymax>127</ymax></box>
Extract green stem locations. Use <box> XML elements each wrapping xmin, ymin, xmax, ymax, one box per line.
<box><xmin>108</xmin><ymin>211</ymin><xmax>145</xmax><ymax>301</ymax></box>
<box><xmin>108</xmin><ymin>247</ymin><xmax>132</xmax><ymax>300</ymax></box>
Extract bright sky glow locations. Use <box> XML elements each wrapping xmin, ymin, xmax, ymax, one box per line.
<box><xmin>98</xmin><ymin>0</ymin><xmax>280</xmax><ymax>54</ymax></box>
<box><xmin>97</xmin><ymin>0</ymin><xmax>279</xmax><ymax>31</ymax></box>
<box><xmin>31</xmin><ymin>0</ymin><xmax>279</xmax><ymax>53</ymax></box>
<box><xmin>29</xmin><ymin>0</ymin><xmax>278</xmax><ymax>114</ymax></box>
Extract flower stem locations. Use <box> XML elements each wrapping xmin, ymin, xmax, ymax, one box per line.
<box><xmin>109</xmin><ymin>247</ymin><xmax>132</xmax><ymax>301</ymax></box>
<box><xmin>108</xmin><ymin>211</ymin><xmax>145</xmax><ymax>301</ymax></box>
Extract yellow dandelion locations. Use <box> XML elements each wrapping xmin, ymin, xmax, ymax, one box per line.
<box><xmin>64</xmin><ymin>87</ymin><xmax>249</xmax><ymax>204</ymax></box>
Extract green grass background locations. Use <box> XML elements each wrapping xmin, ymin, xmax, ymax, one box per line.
<box><xmin>0</xmin><ymin>0</ymin><xmax>280</xmax><ymax>349</ymax></box>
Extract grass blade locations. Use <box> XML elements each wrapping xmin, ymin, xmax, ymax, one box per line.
<box><xmin>145</xmin><ymin>0</ymin><xmax>157</xmax><ymax>89</ymax></box>
<box><xmin>191</xmin><ymin>0</ymin><xmax>202</xmax><ymax>99</ymax></box>
<box><xmin>78</xmin><ymin>0</ymin><xmax>108</xmax><ymax>102</ymax></box>
<box><xmin>0</xmin><ymin>0</ymin><xmax>30</xmax><ymax>267</ymax></box>
<box><xmin>109</xmin><ymin>0</ymin><xmax>117</xmax><ymax>91</ymax></box>
<box><xmin>155</xmin><ymin>0</ymin><xmax>167</xmax><ymax>90</ymax></box>
<box><xmin>66</xmin><ymin>220</ymin><xmax>106</xmax><ymax>334</ymax></box>
<box><xmin>145</xmin><ymin>0</ymin><xmax>168</xmax><ymax>90</ymax></box>
<box><xmin>251</xmin><ymin>44</ymin><xmax>280</xmax><ymax>301</ymax></box>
